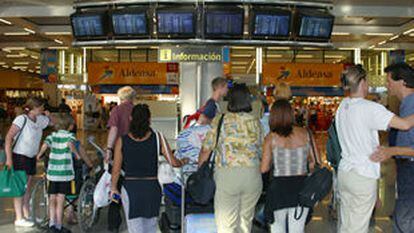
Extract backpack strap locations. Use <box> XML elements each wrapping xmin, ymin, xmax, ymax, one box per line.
<box><xmin>307</xmin><ymin>128</ymin><xmax>320</xmax><ymax>168</ymax></box>
<box><xmin>13</xmin><ymin>115</ymin><xmax>28</xmax><ymax>149</ymax></box>
<box><xmin>208</xmin><ymin>114</ymin><xmax>225</xmax><ymax>169</ymax></box>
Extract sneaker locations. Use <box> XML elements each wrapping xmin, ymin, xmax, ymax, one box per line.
<box><xmin>14</xmin><ymin>219</ymin><xmax>35</xmax><ymax>227</ymax></box>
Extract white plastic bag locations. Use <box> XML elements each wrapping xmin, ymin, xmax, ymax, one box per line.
<box><xmin>93</xmin><ymin>170</ymin><xmax>111</xmax><ymax>208</ymax></box>
<box><xmin>156</xmin><ymin>131</ymin><xmax>176</xmax><ymax>185</ymax></box>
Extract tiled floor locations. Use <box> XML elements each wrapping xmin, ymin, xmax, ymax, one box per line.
<box><xmin>0</xmin><ymin>126</ymin><xmax>395</xmax><ymax>233</ymax></box>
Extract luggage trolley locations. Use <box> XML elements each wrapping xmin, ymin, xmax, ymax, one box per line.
<box><xmin>160</xmin><ymin>163</ymin><xmax>215</xmax><ymax>233</ymax></box>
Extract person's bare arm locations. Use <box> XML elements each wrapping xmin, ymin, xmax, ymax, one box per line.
<box><xmin>260</xmin><ymin>134</ymin><xmax>273</xmax><ymax>173</ymax></box>
<box><xmin>160</xmin><ymin>135</ymin><xmax>186</xmax><ymax>167</ymax></box>
<box><xmin>389</xmin><ymin>114</ymin><xmax>414</xmax><ymax>131</ymax></box>
<box><xmin>105</xmin><ymin>126</ymin><xmax>118</xmax><ymax>162</ymax></box>
<box><xmin>68</xmin><ymin>142</ymin><xmax>80</xmax><ymax>160</ymax></box>
<box><xmin>77</xmin><ymin>144</ymin><xmax>94</xmax><ymax>168</ymax></box>
<box><xmin>111</xmin><ymin>138</ymin><xmax>123</xmax><ymax>194</ymax></box>
<box><xmin>371</xmin><ymin>146</ymin><xmax>414</xmax><ymax>162</ymax></box>
<box><xmin>198</xmin><ymin>147</ymin><xmax>211</xmax><ymax>167</ymax></box>
<box><xmin>36</xmin><ymin>143</ymin><xmax>48</xmax><ymax>161</ymax></box>
<box><xmin>5</xmin><ymin>124</ymin><xmax>20</xmax><ymax>168</ymax></box>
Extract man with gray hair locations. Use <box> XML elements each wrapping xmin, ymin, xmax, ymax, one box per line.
<box><xmin>105</xmin><ymin>86</ymin><xmax>136</xmax><ymax>232</ymax></box>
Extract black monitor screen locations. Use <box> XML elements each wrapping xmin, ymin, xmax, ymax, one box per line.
<box><xmin>299</xmin><ymin>15</ymin><xmax>333</xmax><ymax>38</ymax></box>
<box><xmin>157</xmin><ymin>12</ymin><xmax>194</xmax><ymax>35</ymax></box>
<box><xmin>205</xmin><ymin>11</ymin><xmax>243</xmax><ymax>36</ymax></box>
<box><xmin>72</xmin><ymin>15</ymin><xmax>104</xmax><ymax>37</ymax></box>
<box><xmin>254</xmin><ymin>13</ymin><xmax>290</xmax><ymax>37</ymax></box>
<box><xmin>112</xmin><ymin>13</ymin><xmax>147</xmax><ymax>35</ymax></box>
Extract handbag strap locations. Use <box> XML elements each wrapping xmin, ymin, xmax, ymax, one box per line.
<box><xmin>12</xmin><ymin>115</ymin><xmax>27</xmax><ymax>149</ymax></box>
<box><xmin>209</xmin><ymin>114</ymin><xmax>225</xmax><ymax>167</ymax></box>
<box><xmin>307</xmin><ymin>128</ymin><xmax>320</xmax><ymax>168</ymax></box>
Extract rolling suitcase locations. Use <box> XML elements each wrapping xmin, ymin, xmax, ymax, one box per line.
<box><xmin>184</xmin><ymin>213</ymin><xmax>217</xmax><ymax>233</ymax></box>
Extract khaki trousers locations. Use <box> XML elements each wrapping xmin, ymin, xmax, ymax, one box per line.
<box><xmin>214</xmin><ymin>167</ymin><xmax>262</xmax><ymax>233</ymax></box>
<box><xmin>338</xmin><ymin>169</ymin><xmax>377</xmax><ymax>233</ymax></box>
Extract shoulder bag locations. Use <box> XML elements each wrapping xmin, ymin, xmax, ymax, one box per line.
<box><xmin>295</xmin><ymin>128</ymin><xmax>333</xmax><ymax>220</ymax></box>
<box><xmin>186</xmin><ymin>114</ymin><xmax>225</xmax><ymax>205</ymax></box>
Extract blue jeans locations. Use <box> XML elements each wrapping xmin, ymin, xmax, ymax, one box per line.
<box><xmin>394</xmin><ymin>159</ymin><xmax>414</xmax><ymax>233</ymax></box>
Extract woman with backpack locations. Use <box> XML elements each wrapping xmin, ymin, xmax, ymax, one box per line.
<box><xmin>4</xmin><ymin>97</ymin><xmax>52</xmax><ymax>227</ymax></box>
<box><xmin>261</xmin><ymin>99</ymin><xmax>320</xmax><ymax>233</ymax></box>
<box><xmin>199</xmin><ymin>83</ymin><xmax>263</xmax><ymax>233</ymax></box>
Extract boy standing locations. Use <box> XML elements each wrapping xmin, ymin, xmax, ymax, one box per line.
<box><xmin>37</xmin><ymin>114</ymin><xmax>79</xmax><ymax>233</ymax></box>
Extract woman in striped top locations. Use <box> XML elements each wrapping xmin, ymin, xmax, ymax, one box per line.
<box><xmin>261</xmin><ymin>99</ymin><xmax>320</xmax><ymax>233</ymax></box>
<box><xmin>37</xmin><ymin>113</ymin><xmax>80</xmax><ymax>233</ymax></box>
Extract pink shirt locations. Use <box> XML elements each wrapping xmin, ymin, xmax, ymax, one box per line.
<box><xmin>107</xmin><ymin>101</ymin><xmax>134</xmax><ymax>140</ymax></box>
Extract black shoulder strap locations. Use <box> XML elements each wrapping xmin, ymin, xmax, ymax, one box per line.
<box><xmin>209</xmin><ymin>114</ymin><xmax>225</xmax><ymax>165</ymax></box>
<box><xmin>13</xmin><ymin>115</ymin><xmax>27</xmax><ymax>148</ymax></box>
<box><xmin>307</xmin><ymin>127</ymin><xmax>320</xmax><ymax>167</ymax></box>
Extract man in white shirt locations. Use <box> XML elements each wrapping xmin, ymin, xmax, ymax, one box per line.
<box><xmin>336</xmin><ymin>65</ymin><xmax>414</xmax><ymax>233</ymax></box>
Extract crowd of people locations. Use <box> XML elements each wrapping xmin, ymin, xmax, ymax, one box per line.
<box><xmin>1</xmin><ymin>62</ymin><xmax>414</xmax><ymax>233</ymax></box>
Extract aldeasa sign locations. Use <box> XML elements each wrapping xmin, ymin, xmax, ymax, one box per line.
<box><xmin>263</xmin><ymin>62</ymin><xmax>344</xmax><ymax>87</ymax></box>
<box><xmin>158</xmin><ymin>47</ymin><xmax>224</xmax><ymax>63</ymax></box>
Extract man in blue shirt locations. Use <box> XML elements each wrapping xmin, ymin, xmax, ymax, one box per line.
<box><xmin>371</xmin><ymin>63</ymin><xmax>414</xmax><ymax>233</ymax></box>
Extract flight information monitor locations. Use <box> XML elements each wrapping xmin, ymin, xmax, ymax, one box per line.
<box><xmin>253</xmin><ymin>12</ymin><xmax>291</xmax><ymax>37</ymax></box>
<box><xmin>205</xmin><ymin>10</ymin><xmax>244</xmax><ymax>38</ymax></box>
<box><xmin>298</xmin><ymin>13</ymin><xmax>334</xmax><ymax>39</ymax></box>
<box><xmin>112</xmin><ymin>12</ymin><xmax>147</xmax><ymax>35</ymax></box>
<box><xmin>157</xmin><ymin>11</ymin><xmax>195</xmax><ymax>36</ymax></box>
<box><xmin>71</xmin><ymin>14</ymin><xmax>105</xmax><ymax>37</ymax></box>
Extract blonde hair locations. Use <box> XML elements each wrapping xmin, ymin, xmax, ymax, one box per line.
<box><xmin>342</xmin><ymin>65</ymin><xmax>367</xmax><ymax>93</ymax></box>
<box><xmin>117</xmin><ymin>86</ymin><xmax>136</xmax><ymax>101</ymax></box>
<box><xmin>54</xmin><ymin>113</ymin><xmax>74</xmax><ymax>131</ymax></box>
<box><xmin>274</xmin><ymin>82</ymin><xmax>292</xmax><ymax>100</ymax></box>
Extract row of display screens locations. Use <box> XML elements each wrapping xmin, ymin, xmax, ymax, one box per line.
<box><xmin>71</xmin><ymin>6</ymin><xmax>334</xmax><ymax>41</ymax></box>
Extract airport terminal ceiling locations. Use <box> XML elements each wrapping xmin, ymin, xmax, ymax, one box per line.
<box><xmin>0</xmin><ymin>0</ymin><xmax>412</xmax><ymax>77</ymax></box>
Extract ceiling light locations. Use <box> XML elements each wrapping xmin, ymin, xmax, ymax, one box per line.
<box><xmin>4</xmin><ymin>32</ymin><xmax>30</xmax><ymax>36</ymax></box>
<box><xmin>6</xmin><ymin>54</ymin><xmax>27</xmax><ymax>58</ymax></box>
<box><xmin>389</xmin><ymin>35</ymin><xmax>399</xmax><ymax>41</ymax></box>
<box><xmin>409</xmin><ymin>33</ymin><xmax>414</xmax><ymax>37</ymax></box>
<box><xmin>332</xmin><ymin>32</ymin><xmax>350</xmax><ymax>36</ymax></box>
<box><xmin>232</xmin><ymin>66</ymin><xmax>246</xmax><ymax>69</ymax></box>
<box><xmin>2</xmin><ymin>65</ymin><xmax>9</xmax><ymax>68</ymax></box>
<box><xmin>82</xmin><ymin>46</ymin><xmax>103</xmax><ymax>50</ymax></box>
<box><xmin>365</xmin><ymin>33</ymin><xmax>394</xmax><ymax>36</ymax></box>
<box><xmin>378</xmin><ymin>40</ymin><xmax>387</xmax><ymax>45</ymax></box>
<box><xmin>403</xmin><ymin>28</ymin><xmax>414</xmax><ymax>35</ymax></box>
<box><xmin>48</xmin><ymin>46</ymin><xmax>68</xmax><ymax>50</ymax></box>
<box><xmin>303</xmin><ymin>47</ymin><xmax>320</xmax><ymax>50</ymax></box>
<box><xmin>44</xmin><ymin>32</ymin><xmax>72</xmax><ymax>35</ymax></box>
<box><xmin>268</xmin><ymin>47</ymin><xmax>290</xmax><ymax>50</ymax></box>
<box><xmin>373</xmin><ymin>48</ymin><xmax>395</xmax><ymax>51</ymax></box>
<box><xmin>149</xmin><ymin>46</ymin><xmax>158</xmax><ymax>49</ymax></box>
<box><xmin>231</xmin><ymin>61</ymin><xmax>248</xmax><ymax>65</ymax></box>
<box><xmin>231</xmin><ymin>54</ymin><xmax>252</xmax><ymax>58</ymax></box>
<box><xmin>115</xmin><ymin>46</ymin><xmax>138</xmax><ymax>49</ymax></box>
<box><xmin>28</xmin><ymin>69</ymin><xmax>34</xmax><ymax>73</ymax></box>
<box><xmin>0</xmin><ymin>18</ymin><xmax>12</xmax><ymax>25</ymax></box>
<box><xmin>14</xmin><ymin>62</ymin><xmax>29</xmax><ymax>65</ymax></box>
<box><xmin>2</xmin><ymin>47</ymin><xmax>25</xmax><ymax>52</ymax></box>
<box><xmin>35</xmin><ymin>66</ymin><xmax>40</xmax><ymax>69</ymax></box>
<box><xmin>409</xmin><ymin>57</ymin><xmax>414</xmax><ymax>62</ymax></box>
<box><xmin>30</xmin><ymin>55</ymin><xmax>38</xmax><ymax>59</ymax></box>
<box><xmin>267</xmin><ymin>54</ymin><xmax>283</xmax><ymax>58</ymax></box>
<box><xmin>232</xmin><ymin>46</ymin><xmax>255</xmax><ymax>50</ymax></box>
<box><xmin>36</xmin><ymin>71</ymin><xmax>40</xmax><ymax>74</ymax></box>
<box><xmin>0</xmin><ymin>62</ymin><xmax>5</xmax><ymax>65</ymax></box>
<box><xmin>296</xmin><ymin>55</ymin><xmax>314</xmax><ymax>59</ymax></box>
<box><xmin>12</xmin><ymin>66</ymin><xmax>27</xmax><ymax>69</ymax></box>
<box><xmin>54</xmin><ymin>39</ymin><xmax>63</xmax><ymax>44</ymax></box>
<box><xmin>325</xmin><ymin>55</ymin><xmax>344</xmax><ymax>59</ymax></box>
<box><xmin>24</xmin><ymin>28</ymin><xmax>35</xmax><ymax>34</ymax></box>
<box><xmin>368</xmin><ymin>45</ymin><xmax>375</xmax><ymax>49</ymax></box>
<box><xmin>338</xmin><ymin>47</ymin><xmax>356</xmax><ymax>50</ymax></box>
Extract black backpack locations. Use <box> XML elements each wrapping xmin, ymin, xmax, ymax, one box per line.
<box><xmin>295</xmin><ymin>129</ymin><xmax>333</xmax><ymax>220</ymax></box>
<box><xmin>326</xmin><ymin>120</ymin><xmax>342</xmax><ymax>171</ymax></box>
<box><xmin>186</xmin><ymin>114</ymin><xmax>224</xmax><ymax>205</ymax></box>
